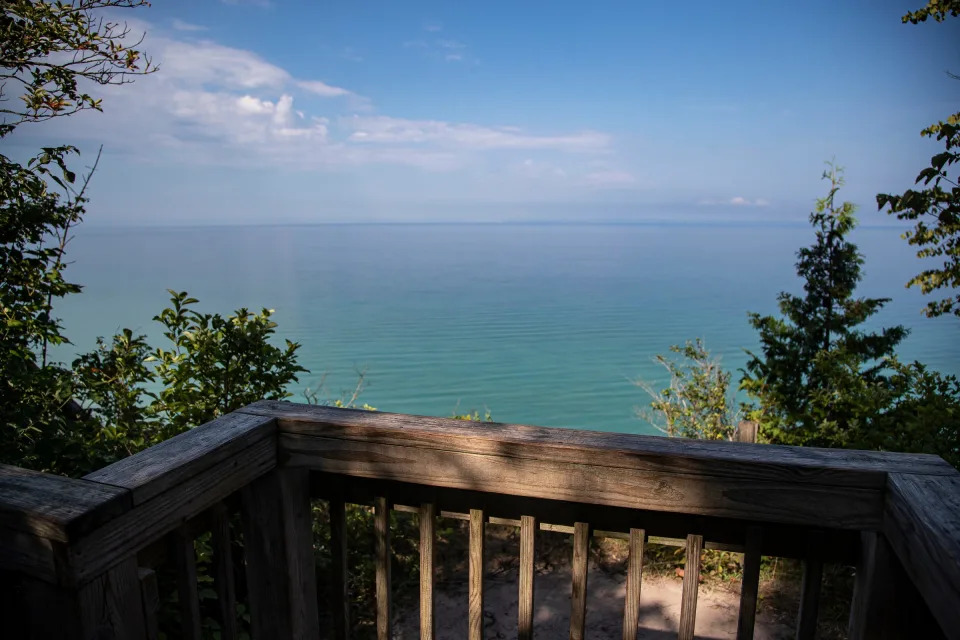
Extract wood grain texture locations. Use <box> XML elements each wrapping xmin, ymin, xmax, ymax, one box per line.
<box><xmin>172</xmin><ymin>527</ymin><xmax>202</xmax><ymax>640</ymax></box>
<box><xmin>375</xmin><ymin>496</ymin><xmax>392</xmax><ymax>640</ymax></box>
<box><xmin>621</xmin><ymin>528</ymin><xmax>644</xmax><ymax>640</ymax></box>
<box><xmin>570</xmin><ymin>521</ymin><xmax>589</xmax><ymax>640</ymax></box>
<box><xmin>518</xmin><ymin>514</ymin><xmax>536</xmax><ymax>640</ymax></box>
<box><xmin>0</xmin><ymin>525</ymin><xmax>64</xmax><ymax>584</ymax></box>
<box><xmin>0</xmin><ymin>463</ymin><xmax>130</xmax><ymax>543</ymax></box>
<box><xmin>736</xmin><ymin>526</ymin><xmax>762</xmax><ymax>640</ymax></box>
<box><xmin>242</xmin><ymin>401</ymin><xmax>955</xmax><ymax>485</ymax></box>
<box><xmin>85</xmin><ymin>413</ymin><xmax>276</xmax><ymax>505</ymax></box>
<box><xmin>678</xmin><ymin>534</ymin><xmax>702</xmax><ymax>640</ymax></box>
<box><xmin>883</xmin><ymin>471</ymin><xmax>960</xmax><ymax>638</ymax></box>
<box><xmin>211</xmin><ymin>503</ymin><xmax>238</xmax><ymax>640</ymax></box>
<box><xmin>70</xmin><ymin>436</ymin><xmax>275</xmax><ymax>584</ymax></box>
<box><xmin>138</xmin><ymin>567</ymin><xmax>160</xmax><ymax>640</ymax></box>
<box><xmin>241</xmin><ymin>468</ymin><xmax>320</xmax><ymax>640</ymax></box>
<box><xmin>77</xmin><ymin>555</ymin><xmax>146</xmax><ymax>640</ymax></box>
<box><xmin>281</xmin><ymin>434</ymin><xmax>882</xmax><ymax>530</ymax></box>
<box><xmin>847</xmin><ymin>532</ymin><xmax>901</xmax><ymax>640</ymax></box>
<box><xmin>330</xmin><ymin>497</ymin><xmax>350</xmax><ymax>640</ymax></box>
<box><xmin>469</xmin><ymin>508</ymin><xmax>484</xmax><ymax>640</ymax></box>
<box><xmin>279</xmin><ymin>468</ymin><xmax>321</xmax><ymax>640</ymax></box>
<box><xmin>795</xmin><ymin>532</ymin><xmax>824</xmax><ymax>640</ymax></box>
<box><xmin>420</xmin><ymin>502</ymin><xmax>436</xmax><ymax>640</ymax></box>
<box><xmin>735</xmin><ymin>421</ymin><xmax>758</xmax><ymax>444</ymax></box>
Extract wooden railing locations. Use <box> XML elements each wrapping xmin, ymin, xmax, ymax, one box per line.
<box><xmin>1</xmin><ymin>400</ymin><xmax>958</xmax><ymax>639</ymax></box>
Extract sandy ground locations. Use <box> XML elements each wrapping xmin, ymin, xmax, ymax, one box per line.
<box><xmin>392</xmin><ymin>564</ymin><xmax>795</xmax><ymax>639</ymax></box>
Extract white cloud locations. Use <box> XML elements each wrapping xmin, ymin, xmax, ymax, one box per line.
<box><xmin>171</xmin><ymin>19</ymin><xmax>207</xmax><ymax>32</ymax></box>
<box><xmin>437</xmin><ymin>39</ymin><xmax>466</xmax><ymax>50</ymax></box>
<box><xmin>161</xmin><ymin>41</ymin><xmax>289</xmax><ymax>89</ymax></box>
<box><xmin>296</xmin><ymin>80</ymin><xmax>353</xmax><ymax>98</ymax></box>
<box><xmin>445</xmin><ymin>54</ymin><xmax>463</xmax><ymax>62</ymax></box>
<box><xmin>345</xmin><ymin>116</ymin><xmax>610</xmax><ymax>152</ymax></box>
<box><xmin>423</xmin><ymin>23</ymin><xmax>443</xmax><ymax>32</ymax></box>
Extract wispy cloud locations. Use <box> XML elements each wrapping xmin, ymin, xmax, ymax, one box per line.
<box><xmin>423</xmin><ymin>22</ymin><xmax>443</xmax><ymax>32</ymax></box>
<box><xmin>345</xmin><ymin>115</ymin><xmax>610</xmax><ymax>152</ymax></box>
<box><xmin>221</xmin><ymin>0</ymin><xmax>272</xmax><ymax>7</ymax></box>
<box><xmin>296</xmin><ymin>80</ymin><xmax>353</xmax><ymax>98</ymax></box>
<box><xmin>699</xmin><ymin>196</ymin><xmax>771</xmax><ymax>206</ymax></box>
<box><xmin>171</xmin><ymin>19</ymin><xmax>207</xmax><ymax>32</ymax></box>
<box><xmin>583</xmin><ymin>170</ymin><xmax>637</xmax><ymax>188</ymax></box>
<box><xmin>404</xmin><ymin>35</ymin><xmax>476</xmax><ymax>63</ymax></box>
<box><xmin>340</xmin><ymin>47</ymin><xmax>363</xmax><ymax>63</ymax></box>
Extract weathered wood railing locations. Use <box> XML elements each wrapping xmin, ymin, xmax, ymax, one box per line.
<box><xmin>1</xmin><ymin>400</ymin><xmax>958</xmax><ymax>639</ymax></box>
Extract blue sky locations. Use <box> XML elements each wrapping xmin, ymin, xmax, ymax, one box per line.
<box><xmin>8</xmin><ymin>0</ymin><xmax>960</xmax><ymax>224</ymax></box>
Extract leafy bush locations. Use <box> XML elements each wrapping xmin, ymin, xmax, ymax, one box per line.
<box><xmin>636</xmin><ymin>339</ymin><xmax>738</xmax><ymax>440</ymax></box>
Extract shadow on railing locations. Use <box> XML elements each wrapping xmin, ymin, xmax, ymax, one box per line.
<box><xmin>1</xmin><ymin>400</ymin><xmax>957</xmax><ymax>639</ymax></box>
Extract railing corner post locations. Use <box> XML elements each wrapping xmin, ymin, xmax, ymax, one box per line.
<box><xmin>241</xmin><ymin>467</ymin><xmax>319</xmax><ymax>640</ymax></box>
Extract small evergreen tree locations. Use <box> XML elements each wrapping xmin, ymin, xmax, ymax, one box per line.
<box><xmin>741</xmin><ymin>165</ymin><xmax>908</xmax><ymax>447</ymax></box>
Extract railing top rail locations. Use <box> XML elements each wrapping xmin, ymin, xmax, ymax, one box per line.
<box><xmin>0</xmin><ymin>463</ymin><xmax>129</xmax><ymax>543</ymax></box>
<box><xmin>85</xmin><ymin>412</ymin><xmax>276</xmax><ymax>505</ymax></box>
<box><xmin>239</xmin><ymin>400</ymin><xmax>955</xmax><ymax>490</ymax></box>
<box><xmin>0</xmin><ymin>411</ymin><xmax>279</xmax><ymax>586</ymax></box>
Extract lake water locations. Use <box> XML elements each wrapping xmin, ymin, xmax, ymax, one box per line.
<box><xmin>54</xmin><ymin>223</ymin><xmax>960</xmax><ymax>434</ymax></box>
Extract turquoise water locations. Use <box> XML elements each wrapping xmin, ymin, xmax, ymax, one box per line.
<box><xmin>53</xmin><ymin>223</ymin><xmax>960</xmax><ymax>434</ymax></box>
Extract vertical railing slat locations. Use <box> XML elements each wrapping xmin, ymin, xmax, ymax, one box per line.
<box><xmin>518</xmin><ymin>514</ymin><xmax>537</xmax><ymax>640</ymax></box>
<box><xmin>330</xmin><ymin>498</ymin><xmax>350</xmax><ymax>640</ymax></box>
<box><xmin>172</xmin><ymin>526</ymin><xmax>202</xmax><ymax>640</ymax></box>
<box><xmin>420</xmin><ymin>502</ymin><xmax>436</xmax><ymax>640</ymax></box>
<box><xmin>736</xmin><ymin>526</ymin><xmax>763</xmax><ymax>640</ymax></box>
<box><xmin>570</xmin><ymin>521</ymin><xmax>590</xmax><ymax>640</ymax></box>
<box><xmin>77</xmin><ymin>556</ymin><xmax>148</xmax><ymax>640</ymax></box>
<box><xmin>469</xmin><ymin>508</ymin><xmax>485</xmax><ymax>640</ymax></box>
<box><xmin>211</xmin><ymin>502</ymin><xmax>238</xmax><ymax>640</ymax></box>
<box><xmin>375</xmin><ymin>496</ymin><xmax>392</xmax><ymax>640</ymax></box>
<box><xmin>138</xmin><ymin>567</ymin><xmax>160</xmax><ymax>640</ymax></box>
<box><xmin>796</xmin><ymin>532</ymin><xmax>824</xmax><ymax>640</ymax></box>
<box><xmin>621</xmin><ymin>528</ymin><xmax>645</xmax><ymax>640</ymax></box>
<box><xmin>678</xmin><ymin>533</ymin><xmax>703</xmax><ymax>640</ymax></box>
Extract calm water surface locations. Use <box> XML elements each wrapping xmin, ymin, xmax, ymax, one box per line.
<box><xmin>55</xmin><ymin>223</ymin><xmax>960</xmax><ymax>434</ymax></box>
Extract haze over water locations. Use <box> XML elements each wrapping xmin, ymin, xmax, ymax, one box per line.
<box><xmin>56</xmin><ymin>222</ymin><xmax>960</xmax><ymax>434</ymax></box>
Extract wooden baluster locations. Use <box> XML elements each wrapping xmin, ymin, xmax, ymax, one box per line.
<box><xmin>848</xmin><ymin>531</ymin><xmax>899</xmax><ymax>640</ymax></box>
<box><xmin>172</xmin><ymin>526</ymin><xmax>202</xmax><ymax>640</ymax></box>
<box><xmin>678</xmin><ymin>534</ymin><xmax>703</xmax><ymax>640</ymax></box>
<box><xmin>420</xmin><ymin>502</ymin><xmax>436</xmax><ymax>640</ymax></box>
<box><xmin>211</xmin><ymin>502</ymin><xmax>238</xmax><ymax>640</ymax></box>
<box><xmin>77</xmin><ymin>556</ymin><xmax>148</xmax><ymax>640</ymax></box>
<box><xmin>138</xmin><ymin>567</ymin><xmax>160</xmax><ymax>640</ymax></box>
<box><xmin>241</xmin><ymin>468</ymin><xmax>320</xmax><ymax>640</ymax></box>
<box><xmin>622</xmin><ymin>528</ymin><xmax>645</xmax><ymax>640</ymax></box>
<box><xmin>518</xmin><ymin>515</ymin><xmax>537</xmax><ymax>640</ymax></box>
<box><xmin>469</xmin><ymin>508</ymin><xmax>485</xmax><ymax>640</ymax></box>
<box><xmin>375</xmin><ymin>496</ymin><xmax>392</xmax><ymax>640</ymax></box>
<box><xmin>736</xmin><ymin>526</ymin><xmax>763</xmax><ymax>640</ymax></box>
<box><xmin>570</xmin><ymin>521</ymin><xmax>590</xmax><ymax>640</ymax></box>
<box><xmin>796</xmin><ymin>531</ymin><xmax>824</xmax><ymax>640</ymax></box>
<box><xmin>330</xmin><ymin>497</ymin><xmax>350</xmax><ymax>640</ymax></box>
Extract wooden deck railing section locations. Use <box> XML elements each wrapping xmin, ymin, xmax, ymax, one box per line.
<box><xmin>1</xmin><ymin>400</ymin><xmax>958</xmax><ymax>639</ymax></box>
